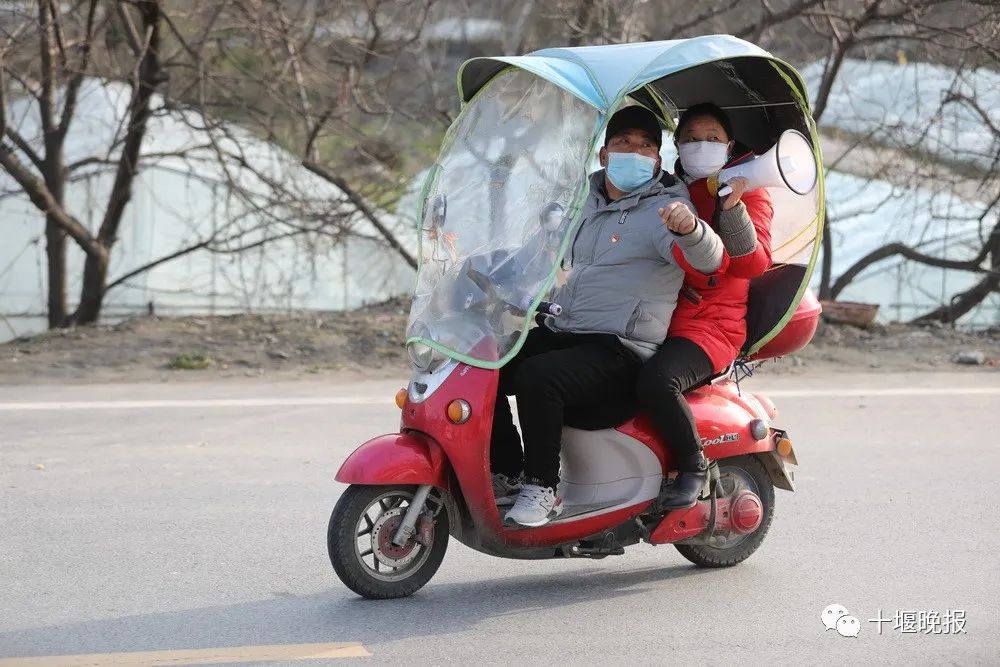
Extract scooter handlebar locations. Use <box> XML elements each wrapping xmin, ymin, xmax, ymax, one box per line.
<box><xmin>515</xmin><ymin>295</ymin><xmax>562</xmax><ymax>317</ymax></box>
<box><xmin>538</xmin><ymin>301</ymin><xmax>562</xmax><ymax>316</ymax></box>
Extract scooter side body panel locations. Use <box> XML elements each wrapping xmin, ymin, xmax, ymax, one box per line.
<box><xmin>401</xmin><ymin>360</ymin><xmax>502</xmax><ymax>546</ymax></box>
<box><xmin>390</xmin><ymin>361</ymin><xmax>783</xmax><ymax>556</ymax></box>
<box><xmin>618</xmin><ymin>380</ymin><xmax>776</xmax><ymax>464</ymax></box>
<box><xmin>335</xmin><ymin>432</ymin><xmax>449</xmax><ymax>488</ymax></box>
<box><xmin>558</xmin><ymin>426</ymin><xmax>663</xmax><ymax>510</ymax></box>
<box><xmin>401</xmin><ymin>361</ymin><xmax>660</xmax><ymax>552</ymax></box>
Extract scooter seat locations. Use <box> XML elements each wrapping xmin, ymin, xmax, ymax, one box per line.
<box><xmin>563</xmin><ymin>401</ymin><xmax>636</xmax><ymax>431</ymax></box>
<box><xmin>563</xmin><ymin>372</ymin><xmax>723</xmax><ymax>431</ymax></box>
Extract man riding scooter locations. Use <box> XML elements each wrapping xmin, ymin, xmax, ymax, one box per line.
<box><xmin>491</xmin><ymin>105</ymin><xmax>726</xmax><ymax>527</ymax></box>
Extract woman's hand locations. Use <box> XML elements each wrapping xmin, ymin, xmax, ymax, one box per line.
<box><xmin>720</xmin><ymin>177</ymin><xmax>748</xmax><ymax>210</ymax></box>
<box><xmin>659</xmin><ymin>202</ymin><xmax>697</xmax><ymax>235</ymax></box>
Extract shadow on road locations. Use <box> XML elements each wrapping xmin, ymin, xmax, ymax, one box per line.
<box><xmin>0</xmin><ymin>564</ymin><xmax>709</xmax><ymax>657</ymax></box>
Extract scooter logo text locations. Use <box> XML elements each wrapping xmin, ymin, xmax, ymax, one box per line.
<box><xmin>701</xmin><ymin>432</ymin><xmax>739</xmax><ymax>446</ymax></box>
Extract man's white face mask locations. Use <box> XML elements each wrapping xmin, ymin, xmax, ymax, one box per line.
<box><xmin>678</xmin><ymin>141</ymin><xmax>729</xmax><ymax>178</ymax></box>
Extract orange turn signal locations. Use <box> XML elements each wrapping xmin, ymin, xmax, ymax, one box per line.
<box><xmin>394</xmin><ymin>388</ymin><xmax>407</xmax><ymax>409</ymax></box>
<box><xmin>777</xmin><ymin>437</ymin><xmax>793</xmax><ymax>458</ymax></box>
<box><xmin>446</xmin><ymin>399</ymin><xmax>471</xmax><ymax>424</ymax></box>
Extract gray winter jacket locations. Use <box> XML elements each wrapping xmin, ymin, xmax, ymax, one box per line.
<box><xmin>546</xmin><ymin>170</ymin><xmax>724</xmax><ymax>358</ymax></box>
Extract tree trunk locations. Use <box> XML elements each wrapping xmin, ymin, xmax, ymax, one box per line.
<box><xmin>74</xmin><ymin>244</ymin><xmax>110</xmax><ymax>325</ymax></box>
<box><xmin>43</xmin><ymin>154</ymin><xmax>67</xmax><ymax>327</ymax></box>
<box><xmin>44</xmin><ymin>219</ymin><xmax>66</xmax><ymax>327</ymax></box>
<box><xmin>72</xmin><ymin>0</ymin><xmax>163</xmax><ymax>326</ymax></box>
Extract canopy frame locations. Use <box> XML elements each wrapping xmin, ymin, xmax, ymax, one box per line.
<box><xmin>410</xmin><ymin>36</ymin><xmax>825</xmax><ymax>365</ymax></box>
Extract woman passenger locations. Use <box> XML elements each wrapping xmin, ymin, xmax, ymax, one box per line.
<box><xmin>640</xmin><ymin>103</ymin><xmax>775</xmax><ymax>508</ymax></box>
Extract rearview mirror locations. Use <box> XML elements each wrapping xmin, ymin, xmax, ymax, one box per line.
<box><xmin>428</xmin><ymin>194</ymin><xmax>447</xmax><ymax>228</ymax></box>
<box><xmin>539</xmin><ymin>202</ymin><xmax>565</xmax><ymax>232</ymax></box>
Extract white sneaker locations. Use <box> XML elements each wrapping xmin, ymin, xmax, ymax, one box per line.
<box><xmin>505</xmin><ymin>483</ymin><xmax>563</xmax><ymax>527</ymax></box>
<box><xmin>492</xmin><ymin>473</ymin><xmax>522</xmax><ymax>507</ymax></box>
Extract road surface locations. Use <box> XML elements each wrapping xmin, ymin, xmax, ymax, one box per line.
<box><xmin>2</xmin><ymin>372</ymin><xmax>999</xmax><ymax>665</ymax></box>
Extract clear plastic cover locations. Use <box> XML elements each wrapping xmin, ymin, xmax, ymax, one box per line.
<box><xmin>406</xmin><ymin>70</ymin><xmax>598</xmax><ymax>366</ymax></box>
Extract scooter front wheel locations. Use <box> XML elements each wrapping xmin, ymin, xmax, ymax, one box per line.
<box><xmin>328</xmin><ymin>484</ymin><xmax>449</xmax><ymax>599</ymax></box>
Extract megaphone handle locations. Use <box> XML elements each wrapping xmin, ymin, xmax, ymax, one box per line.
<box><xmin>717</xmin><ymin>184</ymin><xmax>733</xmax><ymax>198</ymax></box>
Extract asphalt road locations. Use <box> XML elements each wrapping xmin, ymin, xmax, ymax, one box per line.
<box><xmin>2</xmin><ymin>372</ymin><xmax>999</xmax><ymax>665</ymax></box>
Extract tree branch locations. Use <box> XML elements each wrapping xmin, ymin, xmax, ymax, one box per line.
<box><xmin>831</xmin><ymin>223</ymin><xmax>1000</xmax><ymax>300</ymax></box>
<box><xmin>911</xmin><ymin>273</ymin><xmax>1000</xmax><ymax>324</ymax></box>
<box><xmin>660</xmin><ymin>0</ymin><xmax>743</xmax><ymax>38</ymax></box>
<box><xmin>46</xmin><ymin>0</ymin><xmax>67</xmax><ymax>67</ymax></box>
<box><xmin>105</xmin><ymin>227</ymin><xmax>317</xmax><ymax>293</ymax></box>
<box><xmin>104</xmin><ymin>238</ymin><xmax>212</xmax><ymax>292</ymax></box>
<box><xmin>55</xmin><ymin>0</ymin><xmax>99</xmax><ymax>145</ymax></box>
<box><xmin>96</xmin><ymin>0</ymin><xmax>164</xmax><ymax>245</ymax></box>
<box><xmin>4</xmin><ymin>128</ymin><xmax>44</xmax><ymax>170</ymax></box>
<box><xmin>37</xmin><ymin>0</ymin><xmax>56</xmax><ymax>136</ymax></box>
<box><xmin>0</xmin><ymin>142</ymin><xmax>98</xmax><ymax>252</ymax></box>
<box><xmin>0</xmin><ymin>50</ymin><xmax>7</xmax><ymax>138</ymax></box>
<box><xmin>733</xmin><ymin>0</ymin><xmax>827</xmax><ymax>40</ymax></box>
<box><xmin>303</xmin><ymin>160</ymin><xmax>416</xmax><ymax>269</ymax></box>
<box><xmin>115</xmin><ymin>1</ymin><xmax>144</xmax><ymax>56</ymax></box>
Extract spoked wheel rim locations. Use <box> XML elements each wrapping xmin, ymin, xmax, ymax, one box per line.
<box><xmin>353</xmin><ymin>490</ymin><xmax>433</xmax><ymax>583</ymax></box>
<box><xmin>712</xmin><ymin>465</ymin><xmax>762</xmax><ymax>550</ymax></box>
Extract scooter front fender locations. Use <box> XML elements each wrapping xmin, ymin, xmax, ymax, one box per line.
<box><xmin>335</xmin><ymin>431</ymin><xmax>449</xmax><ymax>488</ymax></box>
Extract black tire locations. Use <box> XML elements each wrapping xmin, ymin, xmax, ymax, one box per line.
<box><xmin>674</xmin><ymin>455</ymin><xmax>775</xmax><ymax>568</ymax></box>
<box><xmin>328</xmin><ymin>485</ymin><xmax>449</xmax><ymax>599</ymax></box>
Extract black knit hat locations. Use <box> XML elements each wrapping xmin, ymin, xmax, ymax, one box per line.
<box><xmin>676</xmin><ymin>103</ymin><xmax>733</xmax><ymax>141</ymax></box>
<box><xmin>605</xmin><ymin>106</ymin><xmax>662</xmax><ymax>148</ymax></box>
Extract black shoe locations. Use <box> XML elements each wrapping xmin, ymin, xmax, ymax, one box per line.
<box><xmin>659</xmin><ymin>469</ymin><xmax>709</xmax><ymax>510</ymax></box>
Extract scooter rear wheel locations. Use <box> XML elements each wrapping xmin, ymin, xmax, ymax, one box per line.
<box><xmin>674</xmin><ymin>455</ymin><xmax>774</xmax><ymax>568</ymax></box>
<box><xmin>328</xmin><ymin>484</ymin><xmax>449</xmax><ymax>599</ymax></box>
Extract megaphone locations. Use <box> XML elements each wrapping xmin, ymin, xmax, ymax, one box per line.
<box><xmin>711</xmin><ymin>129</ymin><xmax>817</xmax><ymax>197</ymax></box>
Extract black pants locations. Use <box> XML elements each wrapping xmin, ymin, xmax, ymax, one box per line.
<box><xmin>490</xmin><ymin>326</ymin><xmax>641</xmax><ymax>489</ymax></box>
<box><xmin>636</xmin><ymin>337</ymin><xmax>714</xmax><ymax>472</ymax></box>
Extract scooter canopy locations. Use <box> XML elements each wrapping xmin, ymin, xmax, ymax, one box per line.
<box><xmin>408</xmin><ymin>35</ymin><xmax>824</xmax><ymax>369</ymax></box>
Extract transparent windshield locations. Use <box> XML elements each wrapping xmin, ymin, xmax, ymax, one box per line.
<box><xmin>406</xmin><ymin>70</ymin><xmax>598</xmax><ymax>367</ymax></box>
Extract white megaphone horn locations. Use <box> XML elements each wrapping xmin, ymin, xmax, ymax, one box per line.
<box><xmin>713</xmin><ymin>129</ymin><xmax>817</xmax><ymax>197</ymax></box>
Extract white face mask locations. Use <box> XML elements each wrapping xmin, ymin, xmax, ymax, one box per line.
<box><xmin>678</xmin><ymin>141</ymin><xmax>729</xmax><ymax>178</ymax></box>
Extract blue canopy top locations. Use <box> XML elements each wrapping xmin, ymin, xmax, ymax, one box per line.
<box><xmin>458</xmin><ymin>34</ymin><xmax>810</xmax><ymax>119</ymax></box>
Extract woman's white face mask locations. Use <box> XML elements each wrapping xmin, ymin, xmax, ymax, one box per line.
<box><xmin>678</xmin><ymin>141</ymin><xmax>729</xmax><ymax>178</ymax></box>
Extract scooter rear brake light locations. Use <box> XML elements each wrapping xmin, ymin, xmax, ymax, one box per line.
<box><xmin>446</xmin><ymin>399</ymin><xmax>471</xmax><ymax>424</ymax></box>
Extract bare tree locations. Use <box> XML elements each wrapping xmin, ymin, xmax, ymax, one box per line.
<box><xmin>531</xmin><ymin>0</ymin><xmax>1000</xmax><ymax>323</ymax></box>
<box><xmin>800</xmin><ymin>1</ymin><xmax>1000</xmax><ymax>321</ymax></box>
<box><xmin>1</xmin><ymin>0</ymin><xmax>164</xmax><ymax>326</ymax></box>
<box><xmin>2</xmin><ymin>0</ymin><xmax>413</xmax><ymax>328</ymax></box>
<box><xmin>3</xmin><ymin>0</ymin><xmax>997</xmax><ymax>329</ymax></box>
<box><xmin>158</xmin><ymin>0</ymin><xmax>457</xmax><ymax>271</ymax></box>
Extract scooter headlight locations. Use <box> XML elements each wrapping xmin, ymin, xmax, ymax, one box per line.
<box><xmin>407</xmin><ymin>341</ymin><xmax>446</xmax><ymax>373</ymax></box>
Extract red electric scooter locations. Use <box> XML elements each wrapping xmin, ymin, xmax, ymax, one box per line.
<box><xmin>327</xmin><ymin>256</ymin><xmax>819</xmax><ymax>598</ymax></box>
<box><xmin>326</xmin><ymin>38</ymin><xmax>825</xmax><ymax>599</ymax></box>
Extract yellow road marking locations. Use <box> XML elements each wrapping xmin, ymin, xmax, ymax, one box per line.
<box><xmin>0</xmin><ymin>642</ymin><xmax>370</xmax><ymax>666</ymax></box>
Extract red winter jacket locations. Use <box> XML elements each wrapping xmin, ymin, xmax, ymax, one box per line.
<box><xmin>668</xmin><ymin>179</ymin><xmax>774</xmax><ymax>372</ymax></box>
